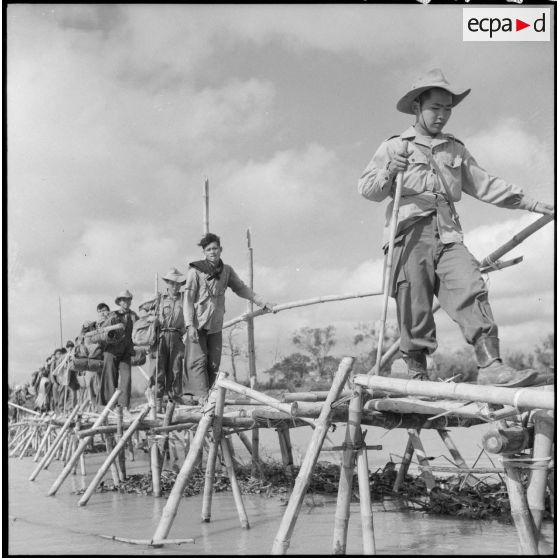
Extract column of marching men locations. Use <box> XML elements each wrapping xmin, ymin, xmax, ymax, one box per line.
<box><xmin>14</xmin><ymin>232</ymin><xmax>275</xmax><ymax>418</ymax></box>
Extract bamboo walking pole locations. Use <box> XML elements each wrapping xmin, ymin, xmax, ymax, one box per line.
<box><xmin>371</xmin><ymin>141</ymin><xmax>408</xmax><ymax>376</ymax></box>
<box><xmin>221</xmin><ymin>436</ymin><xmax>250</xmax><ymax>529</ymax></box>
<box><xmin>78</xmin><ymin>405</ymin><xmax>151</xmax><ymax>506</ymax></box>
<box><xmin>151</xmin><ymin>273</ymin><xmax>161</xmax><ymax>495</ymax></box>
<box><xmin>48</xmin><ymin>389</ymin><xmax>121</xmax><ymax>496</ymax></box>
<box><xmin>29</xmin><ymin>401</ymin><xmax>85</xmax><ymax>481</ymax></box>
<box><xmin>201</xmin><ymin>377</ymin><xmax>227</xmax><ymax>522</ymax></box>
<box><xmin>272</xmin><ymin>357</ymin><xmax>354</xmax><ymax>555</ymax></box>
<box><xmin>152</xmin><ymin>374</ymin><xmax>223</xmax><ymax>543</ymax></box>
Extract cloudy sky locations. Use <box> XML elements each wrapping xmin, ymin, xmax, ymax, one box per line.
<box><xmin>7</xmin><ymin>3</ymin><xmax>555</xmax><ymax>386</ymax></box>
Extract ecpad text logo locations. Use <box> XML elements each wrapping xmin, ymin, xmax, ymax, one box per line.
<box><xmin>463</xmin><ymin>8</ymin><xmax>550</xmax><ymax>41</ymax></box>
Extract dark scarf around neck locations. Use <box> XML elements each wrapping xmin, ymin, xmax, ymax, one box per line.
<box><xmin>190</xmin><ymin>259</ymin><xmax>224</xmax><ymax>281</ymax></box>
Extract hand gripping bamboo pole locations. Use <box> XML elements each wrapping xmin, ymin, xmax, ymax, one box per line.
<box><xmin>271</xmin><ymin>357</ymin><xmax>354</xmax><ymax>555</ymax></box>
<box><xmin>525</xmin><ymin>410</ymin><xmax>554</xmax><ymax>540</ymax></box>
<box><xmin>201</xmin><ymin>376</ymin><xmax>227</xmax><ymax>522</ymax></box>
<box><xmin>151</xmin><ymin>374</ymin><xmax>224</xmax><ymax>543</ymax></box>
<box><xmin>354</xmin><ymin>375</ymin><xmax>554</xmax><ymax>411</ymax></box>
<box><xmin>372</xmin><ymin>142</ymin><xmax>408</xmax><ymax>376</ymax></box>
<box><xmin>47</xmin><ymin>389</ymin><xmax>122</xmax><ymax>496</ymax></box>
<box><xmin>29</xmin><ymin>401</ymin><xmax>86</xmax><ymax>481</ymax></box>
<box><xmin>78</xmin><ymin>405</ymin><xmax>151</xmax><ymax>506</ymax></box>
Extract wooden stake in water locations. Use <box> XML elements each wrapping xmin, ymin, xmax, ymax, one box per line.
<box><xmin>271</xmin><ymin>357</ymin><xmax>354</xmax><ymax>555</ymax></box>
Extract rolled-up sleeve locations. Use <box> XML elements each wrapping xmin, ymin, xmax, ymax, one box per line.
<box><xmin>358</xmin><ymin>141</ymin><xmax>396</xmax><ymax>202</ymax></box>
<box><xmin>227</xmin><ymin>267</ymin><xmax>264</xmax><ymax>306</ymax></box>
<box><xmin>461</xmin><ymin>148</ymin><xmax>537</xmax><ymax>211</ymax></box>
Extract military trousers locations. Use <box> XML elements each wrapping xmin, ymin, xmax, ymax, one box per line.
<box><xmin>183</xmin><ymin>329</ymin><xmax>223</xmax><ymax>398</ymax></box>
<box><xmin>150</xmin><ymin>331</ymin><xmax>184</xmax><ymax>399</ymax></box>
<box><xmin>390</xmin><ymin>214</ymin><xmax>497</xmax><ymax>357</ymax></box>
<box><xmin>100</xmin><ymin>351</ymin><xmax>132</xmax><ymax>409</ymax></box>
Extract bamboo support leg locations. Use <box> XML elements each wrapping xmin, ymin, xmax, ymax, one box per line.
<box><xmin>222</xmin><ymin>436</ymin><xmax>250</xmax><ymax>529</ymax></box>
<box><xmin>151</xmin><ymin>438</ymin><xmax>161</xmax><ymax>497</ymax></box>
<box><xmin>9</xmin><ymin>426</ymin><xmax>29</xmax><ymax>451</ymax></box>
<box><xmin>78</xmin><ymin>406</ymin><xmax>151</xmax><ymax>506</ymax></box>
<box><xmin>80</xmin><ymin>452</ymin><xmax>87</xmax><ymax>476</ymax></box>
<box><xmin>152</xmin><ymin>375</ymin><xmax>224</xmax><ymax>543</ymax></box>
<box><xmin>504</xmin><ymin>464</ymin><xmax>539</xmax><ymax>555</ymax></box>
<box><xmin>272</xmin><ymin>357</ymin><xmax>354</xmax><ymax>555</ymax></box>
<box><xmin>47</xmin><ymin>390</ymin><xmax>121</xmax><ymax>496</ymax></box>
<box><xmin>201</xmin><ymin>381</ymin><xmax>227</xmax><ymax>522</ymax></box>
<box><xmin>104</xmin><ymin>434</ymin><xmax>122</xmax><ymax>486</ymax></box>
<box><xmin>10</xmin><ymin>428</ymin><xmax>33</xmax><ymax>457</ymax></box>
<box><xmin>393</xmin><ymin>435</ymin><xmax>414</xmax><ymax>493</ymax></box>
<box><xmin>116</xmin><ymin>406</ymin><xmax>126</xmax><ymax>480</ymax></box>
<box><xmin>277</xmin><ymin>426</ymin><xmax>294</xmax><ymax>489</ymax></box>
<box><xmin>356</xmin><ymin>432</ymin><xmax>375</xmax><ymax>554</ymax></box>
<box><xmin>408</xmin><ymin>429</ymin><xmax>435</xmax><ymax>491</ymax></box>
<box><xmin>18</xmin><ymin>427</ymin><xmax>37</xmax><ymax>459</ymax></box>
<box><xmin>526</xmin><ymin>411</ymin><xmax>554</xmax><ymax>540</ymax></box>
<box><xmin>29</xmin><ymin>402</ymin><xmax>86</xmax><ymax>481</ymax></box>
<box><xmin>44</xmin><ymin>430</ymin><xmax>71</xmax><ymax>470</ymax></box>
<box><xmin>438</xmin><ymin>429</ymin><xmax>476</xmax><ymax>487</ymax></box>
<box><xmin>162</xmin><ymin>402</ymin><xmax>176</xmax><ymax>468</ymax></box>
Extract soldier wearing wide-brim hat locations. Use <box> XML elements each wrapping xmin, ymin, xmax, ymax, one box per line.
<box><xmin>100</xmin><ymin>289</ymin><xmax>138</xmax><ymax>417</ymax></box>
<box><xmin>150</xmin><ymin>267</ymin><xmax>188</xmax><ymax>404</ymax></box>
<box><xmin>358</xmin><ymin>68</ymin><xmax>554</xmax><ymax>387</ymax></box>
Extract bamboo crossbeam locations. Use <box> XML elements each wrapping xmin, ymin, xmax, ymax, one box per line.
<box><xmin>272</xmin><ymin>357</ymin><xmax>354</xmax><ymax>555</ymax></box>
<box><xmin>281</xmin><ymin>391</ymin><xmax>351</xmax><ymax>403</ymax></box>
<box><xmin>354</xmin><ymin>376</ymin><xmax>554</xmax><ymax>411</ymax></box>
<box><xmin>223</xmin><ymin>290</ymin><xmax>383</xmax><ymax>330</ymax></box>
<box><xmin>79</xmin><ymin>405</ymin><xmax>151</xmax><ymax>506</ymax></box>
<box><xmin>216</xmin><ymin>378</ymin><xmax>298</xmax><ymax>417</ymax></box>
<box><xmin>364</xmin><ymin>397</ymin><xmax>489</xmax><ymax>418</ymax></box>
<box><xmin>48</xmin><ymin>390</ymin><xmax>122</xmax><ymax>496</ymax></box>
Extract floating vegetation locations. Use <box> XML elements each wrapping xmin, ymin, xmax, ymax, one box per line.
<box><xmin>73</xmin><ymin>458</ymin><xmax>551</xmax><ymax>524</ymax></box>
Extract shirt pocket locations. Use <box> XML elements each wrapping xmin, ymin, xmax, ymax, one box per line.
<box><xmin>402</xmin><ymin>150</ymin><xmax>429</xmax><ymax>195</ymax></box>
<box><xmin>440</xmin><ymin>154</ymin><xmax>463</xmax><ymax>200</ymax></box>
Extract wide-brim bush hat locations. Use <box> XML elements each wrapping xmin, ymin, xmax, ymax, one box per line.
<box><xmin>396</xmin><ymin>68</ymin><xmax>471</xmax><ymax>114</ymax></box>
<box><xmin>162</xmin><ymin>267</ymin><xmax>186</xmax><ymax>285</ymax></box>
<box><xmin>115</xmin><ymin>289</ymin><xmax>133</xmax><ymax>305</ymax></box>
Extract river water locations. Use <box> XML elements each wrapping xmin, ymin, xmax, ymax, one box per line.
<box><xmin>8</xmin><ymin>424</ymin><xmax>554</xmax><ymax>555</ymax></box>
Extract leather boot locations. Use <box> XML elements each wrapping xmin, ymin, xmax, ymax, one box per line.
<box><xmin>474</xmin><ymin>336</ymin><xmax>533</xmax><ymax>385</ymax></box>
<box><xmin>402</xmin><ymin>351</ymin><xmax>428</xmax><ymax>380</ymax></box>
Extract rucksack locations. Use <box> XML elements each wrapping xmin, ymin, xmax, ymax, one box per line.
<box><xmin>132</xmin><ymin>314</ymin><xmax>159</xmax><ymax>350</ymax></box>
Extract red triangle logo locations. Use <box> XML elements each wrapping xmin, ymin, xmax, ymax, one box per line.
<box><xmin>516</xmin><ymin>19</ymin><xmax>530</xmax><ymax>32</ymax></box>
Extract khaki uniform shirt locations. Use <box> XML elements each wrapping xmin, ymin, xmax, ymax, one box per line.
<box><xmin>159</xmin><ymin>293</ymin><xmax>187</xmax><ymax>335</ymax></box>
<box><xmin>358</xmin><ymin>126</ymin><xmax>537</xmax><ymax>246</ymax></box>
<box><xmin>184</xmin><ymin>263</ymin><xmax>264</xmax><ymax>334</ymax></box>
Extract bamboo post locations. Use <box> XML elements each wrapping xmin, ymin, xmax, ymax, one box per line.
<box><xmin>201</xmin><ymin>377</ymin><xmax>226</xmax><ymax>522</ymax></box>
<box><xmin>104</xmin><ymin>434</ymin><xmax>122</xmax><ymax>486</ymax></box>
<box><xmin>152</xmin><ymin>375</ymin><xmax>223</xmax><ymax>543</ymax></box>
<box><xmin>222</xmin><ymin>436</ymin><xmax>250</xmax><ymax>529</ymax></box>
<box><xmin>353</xmin><ymin>382</ymin><xmax>375</xmax><ymax>555</ymax></box>
<box><xmin>245</xmin><ymin>228</ymin><xmax>261</xmax><ymax>479</ymax></box>
<box><xmin>353</xmin><ymin>375</ymin><xmax>555</xmax><ymax>410</ymax></box>
<box><xmin>116</xmin><ymin>405</ymin><xmax>126</xmax><ymax>480</ymax></box>
<box><xmin>372</xmin><ymin>141</ymin><xmax>408</xmax><ymax>376</ymax></box>
<box><xmin>503</xmin><ymin>461</ymin><xmax>539</xmax><ymax>554</ymax></box>
<box><xmin>277</xmin><ymin>426</ymin><xmax>294</xmax><ymax>490</ymax></box>
<box><xmin>162</xmin><ymin>401</ymin><xmax>176</xmax><ymax>466</ymax></box>
<box><xmin>393</xmin><ymin>435</ymin><xmax>413</xmax><ymax>493</ymax></box>
<box><xmin>272</xmin><ymin>357</ymin><xmax>354</xmax><ymax>555</ymax></box>
<box><xmin>29</xmin><ymin>401</ymin><xmax>85</xmax><ymax>481</ymax></box>
<box><xmin>78</xmin><ymin>405</ymin><xmax>151</xmax><ymax>506</ymax></box>
<box><xmin>18</xmin><ymin>427</ymin><xmax>37</xmax><ymax>459</ymax></box>
<box><xmin>333</xmin><ymin>378</ymin><xmax>359</xmax><ymax>555</ymax></box>
<box><xmin>408</xmin><ymin>429</ymin><xmax>435</xmax><ymax>491</ymax></box>
<box><xmin>151</xmin><ymin>435</ymin><xmax>162</xmax><ymax>497</ymax></box>
<box><xmin>526</xmin><ymin>410</ymin><xmax>554</xmax><ymax>540</ymax></box>
<box><xmin>203</xmin><ymin>177</ymin><xmax>209</xmax><ymax>234</ymax></box>
<box><xmin>48</xmin><ymin>389</ymin><xmax>121</xmax><ymax>496</ymax></box>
